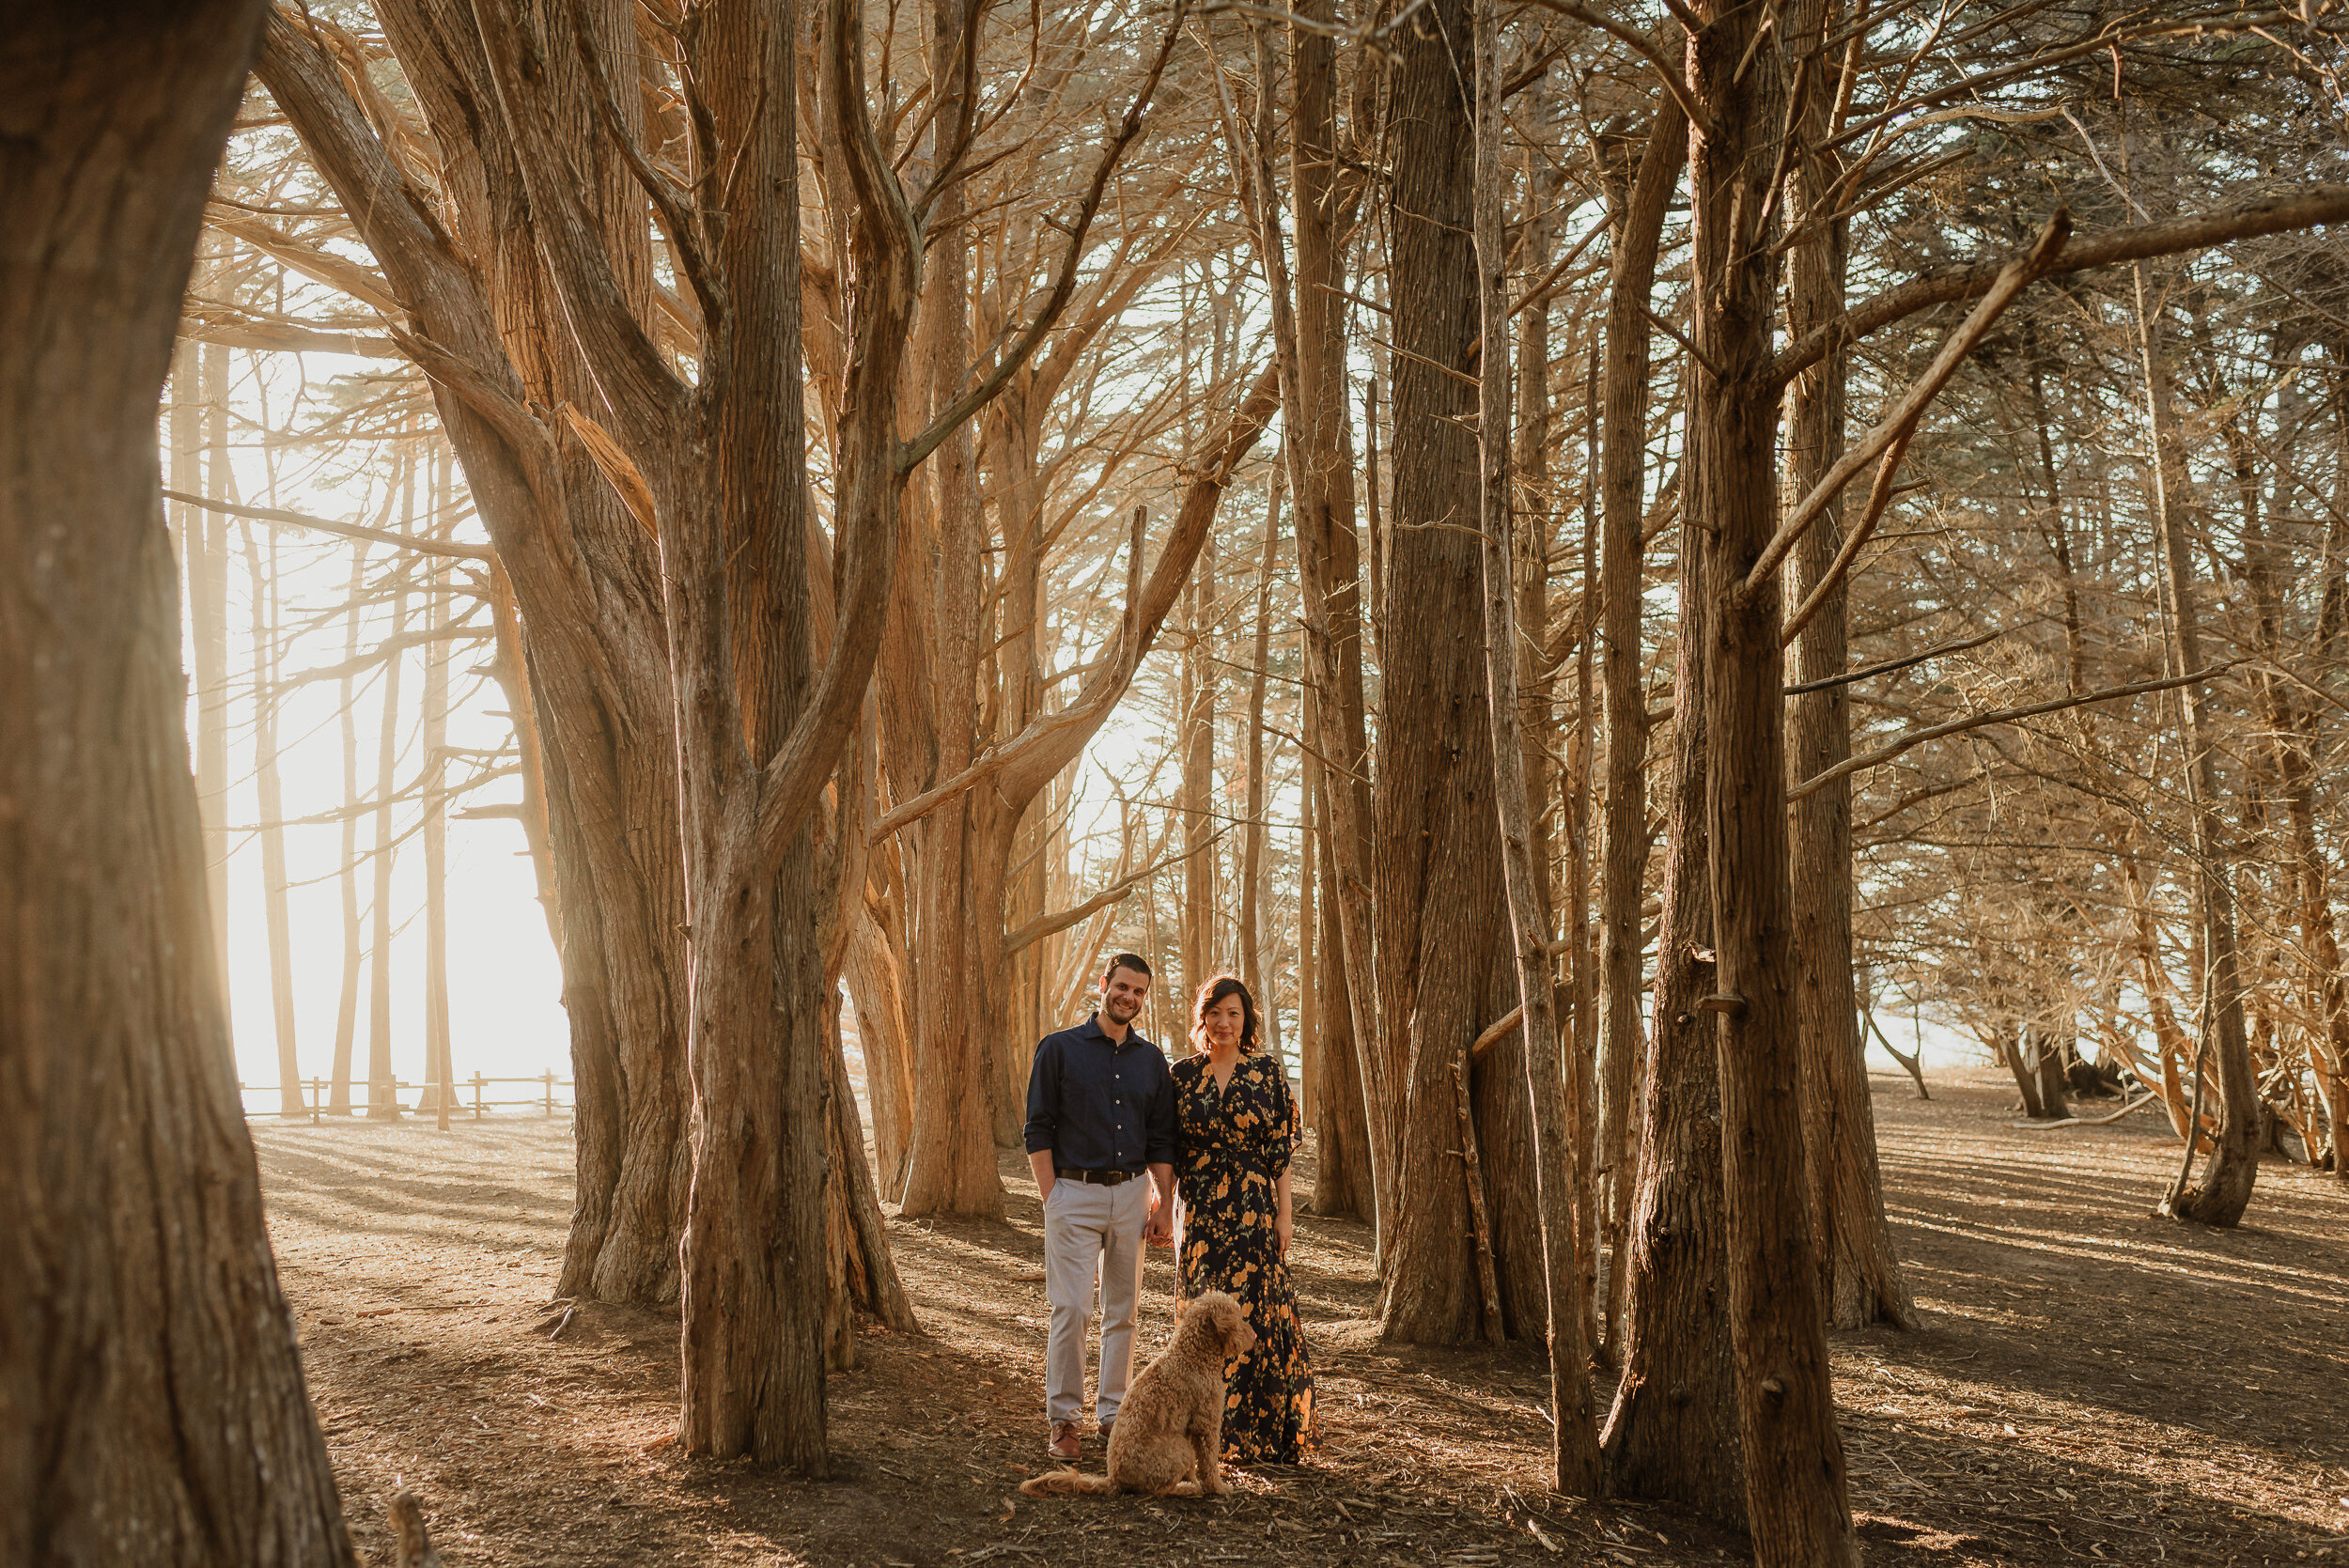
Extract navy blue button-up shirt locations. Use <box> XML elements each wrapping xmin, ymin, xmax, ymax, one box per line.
<box><xmin>1023</xmin><ymin>1013</ymin><xmax>1176</xmax><ymax>1172</ymax></box>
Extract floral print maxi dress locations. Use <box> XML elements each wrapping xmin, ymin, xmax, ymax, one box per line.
<box><xmin>1172</xmin><ymin>1050</ymin><xmax>1318</xmax><ymax>1464</ymax></box>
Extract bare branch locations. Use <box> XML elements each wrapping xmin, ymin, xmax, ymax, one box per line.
<box><xmin>1781</xmin><ymin>624</ymin><xmax>2010</xmax><ymax>693</ymax></box>
<box><xmin>1788</xmin><ymin>662</ymin><xmax>2241</xmax><ymax>802</ymax></box>
<box><xmin>1748</xmin><ymin>210</ymin><xmax>2070</xmax><ymax>597</ymax></box>
<box><xmin>1514</xmin><ymin>0</ymin><xmax>1711</xmax><ymax>137</ymax></box>
<box><xmin>898</xmin><ymin>5</ymin><xmax>1190</xmax><ymax>476</ymax></box>
<box><xmin>1775</xmin><ymin>186</ymin><xmax>2349</xmax><ymax>388</ymax></box>
<box><xmin>206</xmin><ymin>208</ymin><xmax>402</xmax><ymax>314</ymax></box>
<box><xmin>1002</xmin><ymin>829</ymin><xmax>1229</xmax><ymax>955</ymax></box>
<box><xmin>163</xmin><ymin>489</ymin><xmax>494</xmax><ymax>563</ymax></box>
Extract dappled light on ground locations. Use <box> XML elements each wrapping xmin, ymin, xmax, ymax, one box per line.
<box><xmin>255</xmin><ymin>1068</ymin><xmax>2349</xmax><ymax>1566</ymax></box>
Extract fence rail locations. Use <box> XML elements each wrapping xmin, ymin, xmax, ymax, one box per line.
<box><xmin>239</xmin><ymin>1074</ymin><xmax>572</xmax><ymax>1123</ymax></box>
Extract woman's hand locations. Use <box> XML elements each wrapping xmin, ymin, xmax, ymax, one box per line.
<box><xmin>1275</xmin><ymin>1211</ymin><xmax>1294</xmax><ymax>1258</ymax></box>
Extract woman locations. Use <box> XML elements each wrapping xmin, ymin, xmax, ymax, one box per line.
<box><xmin>1170</xmin><ymin>974</ymin><xmax>1318</xmax><ymax>1465</ymax></box>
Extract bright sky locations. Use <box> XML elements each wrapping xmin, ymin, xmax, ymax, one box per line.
<box><xmin>190</xmin><ymin>351</ymin><xmax>569</xmax><ymax>1116</ymax></box>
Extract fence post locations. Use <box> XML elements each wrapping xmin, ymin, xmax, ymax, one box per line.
<box><xmin>473</xmin><ymin>1072</ymin><xmax>484</xmax><ymax>1120</ymax></box>
<box><xmin>544</xmin><ymin>1070</ymin><xmax>554</xmax><ymax>1116</ymax></box>
<box><xmin>310</xmin><ymin>1077</ymin><xmax>321</xmax><ymax>1126</ymax></box>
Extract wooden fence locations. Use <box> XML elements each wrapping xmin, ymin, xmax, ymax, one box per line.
<box><xmin>238</xmin><ymin>1073</ymin><xmax>572</xmax><ymax>1123</ymax></box>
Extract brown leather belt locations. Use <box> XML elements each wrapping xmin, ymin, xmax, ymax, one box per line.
<box><xmin>1056</xmin><ymin>1166</ymin><xmax>1142</xmax><ymax>1186</ymax></box>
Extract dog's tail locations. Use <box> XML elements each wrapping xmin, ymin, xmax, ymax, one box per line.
<box><xmin>389</xmin><ymin>1491</ymin><xmax>442</xmax><ymax>1568</ymax></box>
<box><xmin>1018</xmin><ymin>1468</ymin><xmax>1119</xmax><ymax>1497</ymax></box>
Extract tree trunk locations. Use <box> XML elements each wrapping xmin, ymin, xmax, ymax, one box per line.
<box><xmin>1470</xmin><ymin>0</ymin><xmax>1601</xmax><ymax>1487</ymax></box>
<box><xmin>1181</xmin><ymin>547</ymin><xmax>1221</xmax><ymax>1012</ymax></box>
<box><xmin>2034</xmin><ymin>1028</ymin><xmax>2071</xmax><ymax>1121</ymax></box>
<box><xmin>846</xmin><ymin>902</ymin><xmax>917</xmax><ymax>1192</ymax></box>
<box><xmin>195</xmin><ymin>340</ymin><xmax>236</xmax><ymax>1007</ymax></box>
<box><xmin>658</xmin><ymin>0</ymin><xmax>844</xmax><ymax>1467</ymax></box>
<box><xmin>1240</xmin><ymin>468</ymin><xmax>1283</xmax><ymax>1040</ymax></box>
<box><xmin>1688</xmin><ymin>0</ymin><xmax>1859</xmax><ymax>1554</ymax></box>
<box><xmin>331</xmin><ymin>542</ymin><xmax>365</xmax><ymax>1117</ymax></box>
<box><xmin>1307</xmin><ymin>754</ymin><xmax>1375</xmax><ymax>1215</ymax></box>
<box><xmin>423</xmin><ymin>446</ymin><xmax>454</xmax><ymax>1127</ymax></box>
<box><xmin>244</xmin><ymin>521</ymin><xmax>307</xmax><ymax>1118</ymax></box>
<box><xmin>2271</xmin><ymin>498</ymin><xmax>2349</xmax><ymax>1183</ymax></box>
<box><xmin>1597</xmin><ymin>94</ymin><xmax>1683</xmax><ymax>1363</ymax></box>
<box><xmin>2138</xmin><ymin>261</ymin><xmax>2261</xmax><ymax>1228</ymax></box>
<box><xmin>2003</xmin><ymin>1025</ymin><xmax>2050</xmax><ymax>1122</ymax></box>
<box><xmin>1285</xmin><ymin>0</ymin><xmax>1389</xmax><ymax>1238</ymax></box>
<box><xmin>1377</xmin><ymin>0</ymin><xmax>1517</xmax><ymax>1344</ymax></box>
<box><xmin>1781</xmin><ymin>0</ymin><xmax>1916</xmax><ymax>1333</ymax></box>
<box><xmin>1600</xmin><ymin>431</ymin><xmax>1745</xmax><ymax>1530</ymax></box>
<box><xmin>365</xmin><ymin>447</ymin><xmax>412</xmax><ymax>1121</ymax></box>
<box><xmin>1299</xmin><ymin>764</ymin><xmax>1319</xmax><ymax>1092</ymax></box>
<box><xmin>1</xmin><ymin>4</ymin><xmax>355</xmax><ymax>1555</ymax></box>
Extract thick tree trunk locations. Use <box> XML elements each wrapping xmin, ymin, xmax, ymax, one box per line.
<box><xmin>2034</xmin><ymin>1028</ymin><xmax>2071</xmax><ymax>1121</ymax></box>
<box><xmin>662</xmin><ymin>0</ymin><xmax>847</xmax><ymax>1467</ymax></box>
<box><xmin>1781</xmin><ymin>0</ymin><xmax>1916</xmax><ymax>1332</ymax></box>
<box><xmin>1687</xmin><ymin>2</ymin><xmax>1859</xmax><ymax>1556</ymax></box>
<box><xmin>1</xmin><ymin>4</ymin><xmax>354</xmax><ymax>1557</ymax></box>
<box><xmin>674</xmin><ymin>823</ymin><xmax>829</xmax><ymax>1467</ymax></box>
<box><xmin>1601</xmin><ymin>444</ymin><xmax>1746</xmax><ymax>1529</ymax></box>
<box><xmin>1377</xmin><ymin>0</ymin><xmax>1517</xmax><ymax>1344</ymax></box>
<box><xmin>897</xmin><ymin>794</ymin><xmax>1005</xmax><ymax>1215</ymax></box>
<box><xmin>2138</xmin><ymin>262</ymin><xmax>2261</xmax><ymax>1228</ymax></box>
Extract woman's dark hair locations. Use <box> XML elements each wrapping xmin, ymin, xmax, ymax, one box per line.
<box><xmin>1190</xmin><ymin>973</ymin><xmax>1259</xmax><ymax>1054</ymax></box>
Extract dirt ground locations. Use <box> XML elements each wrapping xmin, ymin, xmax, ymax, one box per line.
<box><xmin>252</xmin><ymin>1066</ymin><xmax>2349</xmax><ymax>1566</ymax></box>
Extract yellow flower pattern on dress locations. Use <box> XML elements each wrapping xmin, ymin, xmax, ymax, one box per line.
<box><xmin>1173</xmin><ymin>1051</ymin><xmax>1318</xmax><ymax>1464</ymax></box>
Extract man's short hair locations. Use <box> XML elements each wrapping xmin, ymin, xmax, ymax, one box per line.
<box><xmin>1102</xmin><ymin>953</ymin><xmax>1153</xmax><ymax>986</ymax></box>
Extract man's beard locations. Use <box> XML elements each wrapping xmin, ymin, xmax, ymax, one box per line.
<box><xmin>1103</xmin><ymin>994</ymin><xmax>1142</xmax><ymax>1022</ymax></box>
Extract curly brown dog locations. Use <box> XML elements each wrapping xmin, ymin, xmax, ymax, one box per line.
<box><xmin>1019</xmin><ymin>1291</ymin><xmax>1257</xmax><ymax>1498</ymax></box>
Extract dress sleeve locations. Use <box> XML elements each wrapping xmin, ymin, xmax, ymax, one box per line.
<box><xmin>1268</xmin><ymin>1060</ymin><xmax>1299</xmax><ymax>1180</ymax></box>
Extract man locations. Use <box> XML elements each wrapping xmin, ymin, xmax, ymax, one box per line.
<box><xmin>1024</xmin><ymin>953</ymin><xmax>1176</xmax><ymax>1462</ymax></box>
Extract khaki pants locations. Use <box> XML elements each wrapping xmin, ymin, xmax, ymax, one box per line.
<box><xmin>1042</xmin><ymin>1175</ymin><xmax>1150</xmax><ymax>1426</ymax></box>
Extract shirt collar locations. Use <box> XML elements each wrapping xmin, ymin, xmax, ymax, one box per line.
<box><xmin>1082</xmin><ymin>1011</ymin><xmax>1150</xmax><ymax>1052</ymax></box>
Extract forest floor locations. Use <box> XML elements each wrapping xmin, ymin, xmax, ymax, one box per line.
<box><xmin>253</xmin><ymin>1065</ymin><xmax>2349</xmax><ymax>1567</ymax></box>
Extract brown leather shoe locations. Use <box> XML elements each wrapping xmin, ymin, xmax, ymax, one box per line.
<box><xmin>1048</xmin><ymin>1421</ymin><xmax>1081</xmax><ymax>1462</ymax></box>
<box><xmin>1097</xmin><ymin>1418</ymin><xmax>1114</xmax><ymax>1450</ymax></box>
